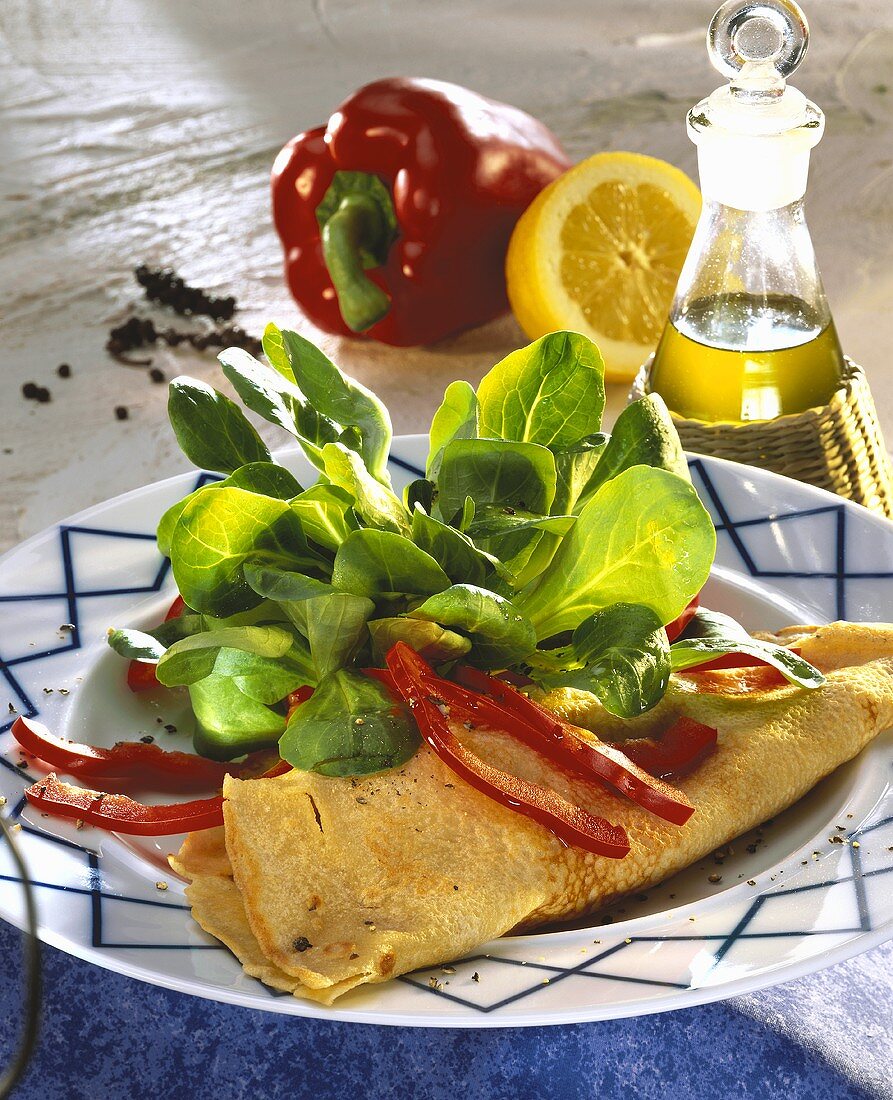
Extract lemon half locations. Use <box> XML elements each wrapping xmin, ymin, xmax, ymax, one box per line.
<box><xmin>506</xmin><ymin>152</ymin><xmax>701</xmax><ymax>383</ymax></box>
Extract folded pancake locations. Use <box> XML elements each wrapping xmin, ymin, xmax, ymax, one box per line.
<box><xmin>177</xmin><ymin>621</ymin><xmax>893</xmax><ymax>1004</ymax></box>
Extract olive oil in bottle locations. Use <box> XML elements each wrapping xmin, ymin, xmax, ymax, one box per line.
<box><xmin>650</xmin><ymin>293</ymin><xmax>845</xmax><ymax>422</ymax></box>
<box><xmin>646</xmin><ymin>0</ymin><xmax>846</xmax><ymax>423</ymax></box>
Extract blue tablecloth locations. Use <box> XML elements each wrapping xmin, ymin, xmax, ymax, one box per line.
<box><xmin>1</xmin><ymin>921</ymin><xmax>889</xmax><ymax>1099</ymax></box>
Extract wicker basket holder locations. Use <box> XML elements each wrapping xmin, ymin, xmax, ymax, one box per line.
<box><xmin>631</xmin><ymin>356</ymin><xmax>893</xmax><ymax>519</ymax></box>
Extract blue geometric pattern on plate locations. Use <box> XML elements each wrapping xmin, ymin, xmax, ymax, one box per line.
<box><xmin>1</xmin><ymin>440</ymin><xmax>891</xmax><ymax>1026</ymax></box>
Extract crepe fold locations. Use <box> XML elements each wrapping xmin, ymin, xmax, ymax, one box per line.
<box><xmin>175</xmin><ymin>621</ymin><xmax>893</xmax><ymax>1004</ymax></box>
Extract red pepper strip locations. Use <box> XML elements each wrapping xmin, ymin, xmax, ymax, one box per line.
<box><xmin>362</xmin><ymin>667</ymin><xmax>395</xmax><ymax>690</ymax></box>
<box><xmin>166</xmin><ymin>595</ymin><xmax>186</xmax><ymax>620</ymax></box>
<box><xmin>10</xmin><ymin>716</ymin><xmax>233</xmax><ymax>786</ymax></box>
<box><xmin>258</xmin><ymin>758</ymin><xmax>293</xmax><ymax>779</ymax></box>
<box><xmin>609</xmin><ymin>717</ymin><xmax>717</xmax><ymax>780</ymax></box>
<box><xmin>287</xmin><ymin>685</ymin><xmax>314</xmax><ymax>709</ymax></box>
<box><xmin>443</xmin><ymin>669</ymin><xmax>694</xmax><ymax>826</ymax></box>
<box><xmin>385</xmin><ymin>643</ymin><xmax>630</xmax><ymax>858</ymax></box>
<box><xmin>23</xmin><ymin>753</ymin><xmax>291</xmax><ymax>835</ymax></box>
<box><xmin>126</xmin><ymin>594</ymin><xmax>187</xmax><ymax>693</ymax></box>
<box><xmin>126</xmin><ymin>658</ymin><xmax>161</xmax><ymax>694</ymax></box>
<box><xmin>682</xmin><ymin>647</ymin><xmax>801</xmax><ymax>674</ymax></box>
<box><xmin>24</xmin><ymin>773</ymin><xmax>224</xmax><ymax>835</ymax></box>
<box><xmin>665</xmin><ymin>593</ymin><xmax>700</xmax><ymax>643</ymax></box>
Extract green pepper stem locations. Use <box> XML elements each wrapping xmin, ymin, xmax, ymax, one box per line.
<box><xmin>321</xmin><ymin>193</ymin><xmax>392</xmax><ymax>332</ymax></box>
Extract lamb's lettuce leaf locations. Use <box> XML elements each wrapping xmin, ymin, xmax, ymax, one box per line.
<box><xmin>670</xmin><ymin>609</ymin><xmax>824</xmax><ymax>688</ymax></box>
<box><xmin>279</xmin><ymin>670</ymin><xmax>419</xmax><ymax>776</ymax></box>
<box><xmin>367</xmin><ymin>617</ymin><xmax>472</xmax><ymax>665</ymax></box>
<box><xmin>190</xmin><ymin>675</ymin><xmax>287</xmax><ymax>760</ymax></box>
<box><xmin>169</xmin><ymin>486</ymin><xmax>328</xmax><ymax>617</ymax></box>
<box><xmin>476</xmin><ymin>331</ymin><xmax>605</xmax><ymax>447</ymax></box>
<box><xmin>167</xmin><ymin>377</ymin><xmax>272</xmax><ymax>474</ymax></box>
<box><xmin>581</xmin><ymin>394</ymin><xmax>688</xmax><ymax>503</ymax></box>
<box><xmin>436</xmin><ymin>438</ymin><xmax>557</xmax><ymax>522</ymax></box>
<box><xmin>303</xmin><ymin>593</ymin><xmax>374</xmax><ymax>679</ymax></box>
<box><xmin>322</xmin><ymin>443</ymin><xmax>410</xmax><ymax>536</ymax></box>
<box><xmin>290</xmin><ymin>484</ymin><xmax>359</xmax><ymax>551</ymax></box>
<box><xmin>529</xmin><ymin>603</ymin><xmax>670</xmax><ymax>717</ymax></box>
<box><xmin>157</xmin><ymin>462</ymin><xmax>302</xmax><ymax>557</ymax></box>
<box><xmin>332</xmin><ymin>529</ymin><xmax>451</xmax><ymax>599</ymax></box>
<box><xmin>279</xmin><ymin>328</ymin><xmax>392</xmax><ymax>483</ymax></box>
<box><xmin>409</xmin><ymin>584</ymin><xmax>536</xmax><ymax>667</ymax></box>
<box><xmin>155</xmin><ymin>625</ymin><xmax>296</xmax><ymax>686</ymax></box>
<box><xmin>515</xmin><ymin>466</ymin><xmax>715</xmax><ymax>640</ymax></box>
<box><xmin>411</xmin><ymin>506</ymin><xmax>506</xmax><ymax>589</ymax></box>
<box><xmin>427</xmin><ymin>380</ymin><xmax>478</xmax><ymax>479</ymax></box>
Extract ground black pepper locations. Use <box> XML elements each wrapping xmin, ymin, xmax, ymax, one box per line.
<box><xmin>292</xmin><ymin>937</ymin><xmax>312</xmax><ymax>952</ymax></box>
<box><xmin>114</xmin><ymin>406</ymin><xmax>129</xmax><ymax>421</ymax></box>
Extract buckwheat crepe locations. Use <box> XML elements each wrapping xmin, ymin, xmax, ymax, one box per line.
<box><xmin>172</xmin><ymin>621</ymin><xmax>893</xmax><ymax>1004</ymax></box>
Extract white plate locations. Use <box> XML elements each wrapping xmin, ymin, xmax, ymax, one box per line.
<box><xmin>1</xmin><ymin>437</ymin><xmax>892</xmax><ymax>1027</ymax></box>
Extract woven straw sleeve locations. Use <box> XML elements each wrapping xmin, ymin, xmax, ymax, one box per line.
<box><xmin>631</xmin><ymin>357</ymin><xmax>893</xmax><ymax>518</ymax></box>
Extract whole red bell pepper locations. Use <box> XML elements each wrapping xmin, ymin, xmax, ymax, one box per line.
<box><xmin>271</xmin><ymin>78</ymin><xmax>571</xmax><ymax>346</ymax></box>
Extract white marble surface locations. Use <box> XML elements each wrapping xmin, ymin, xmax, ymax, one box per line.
<box><xmin>1</xmin><ymin>0</ymin><xmax>892</xmax><ymax>552</ymax></box>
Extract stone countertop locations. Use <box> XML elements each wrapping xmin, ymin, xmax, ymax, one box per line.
<box><xmin>1</xmin><ymin>0</ymin><xmax>892</xmax><ymax>552</ymax></box>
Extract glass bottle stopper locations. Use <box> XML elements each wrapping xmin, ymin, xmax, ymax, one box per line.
<box><xmin>708</xmin><ymin>0</ymin><xmax>808</xmax><ymax>96</ymax></box>
<box><xmin>690</xmin><ymin>0</ymin><xmax>822</xmax><ymax>211</ymax></box>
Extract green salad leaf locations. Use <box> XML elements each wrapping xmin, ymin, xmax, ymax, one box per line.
<box><xmin>427</xmin><ymin>380</ymin><xmax>479</xmax><ymax>480</ymax></box>
<box><xmin>106</xmin><ymin>628</ymin><xmax>168</xmax><ymax>663</ymax></box>
<box><xmin>514</xmin><ymin>465</ymin><xmax>715</xmax><ymax>640</ymax></box>
<box><xmin>155</xmin><ymin>625</ymin><xmax>296</xmax><ymax>687</ymax></box>
<box><xmin>322</xmin><ymin>443</ymin><xmax>410</xmax><ymax>535</ymax></box>
<box><xmin>218</xmin><ymin>345</ymin><xmax>340</xmax><ymax>472</ymax></box>
<box><xmin>170</xmin><ymin>486</ymin><xmax>327</xmax><ymax>617</ymax></box>
<box><xmin>551</xmin><ymin>434</ymin><xmax>608</xmax><ymax>515</ymax></box>
<box><xmin>670</xmin><ymin>609</ymin><xmax>824</xmax><ymax>688</ymax></box>
<box><xmin>279</xmin><ymin>670</ymin><xmax>419</xmax><ymax>776</ymax></box>
<box><xmin>167</xmin><ymin>377</ymin><xmax>272</xmax><ymax>474</ymax></box>
<box><xmin>110</xmin><ymin>324</ymin><xmax>828</xmax><ymax>776</ymax></box>
<box><xmin>476</xmin><ymin>331</ymin><xmax>605</xmax><ymax>447</ymax></box>
<box><xmin>409</xmin><ymin>584</ymin><xmax>536</xmax><ymax>667</ymax></box>
<box><xmin>303</xmin><ymin>593</ymin><xmax>374</xmax><ymax>678</ymax></box>
<box><xmin>261</xmin><ymin>321</ymin><xmax>296</xmax><ymax>382</ymax></box>
<box><xmin>411</xmin><ymin>506</ymin><xmax>505</xmax><ymax>589</ymax></box>
<box><xmin>367</xmin><ymin>618</ymin><xmax>472</xmax><ymax>664</ymax></box>
<box><xmin>531</xmin><ymin>603</ymin><xmax>670</xmax><ymax>717</ymax></box>
<box><xmin>290</xmin><ymin>484</ymin><xmax>359</xmax><ymax>551</ymax></box>
<box><xmin>280</xmin><ymin>328</ymin><xmax>392</xmax><ymax>483</ymax></box>
<box><xmin>332</xmin><ymin>529</ymin><xmax>450</xmax><ymax>599</ymax></box>
<box><xmin>157</xmin><ymin>462</ymin><xmax>302</xmax><ymax>558</ymax></box>
<box><xmin>190</xmin><ymin>674</ymin><xmax>287</xmax><ymax>760</ymax></box>
<box><xmin>582</xmin><ymin>394</ymin><xmax>689</xmax><ymax>502</ymax></box>
<box><xmin>436</xmin><ymin>438</ymin><xmax>557</xmax><ymax>522</ymax></box>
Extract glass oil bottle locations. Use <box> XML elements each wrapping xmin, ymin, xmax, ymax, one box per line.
<box><xmin>647</xmin><ymin>0</ymin><xmax>847</xmax><ymax>423</ymax></box>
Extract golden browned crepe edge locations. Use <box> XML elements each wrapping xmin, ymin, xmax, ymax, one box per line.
<box><xmin>185</xmin><ymin>875</ymin><xmax>367</xmax><ymax>1004</ymax></box>
<box><xmin>168</xmin><ymin>826</ymin><xmax>231</xmax><ymax>880</ymax></box>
